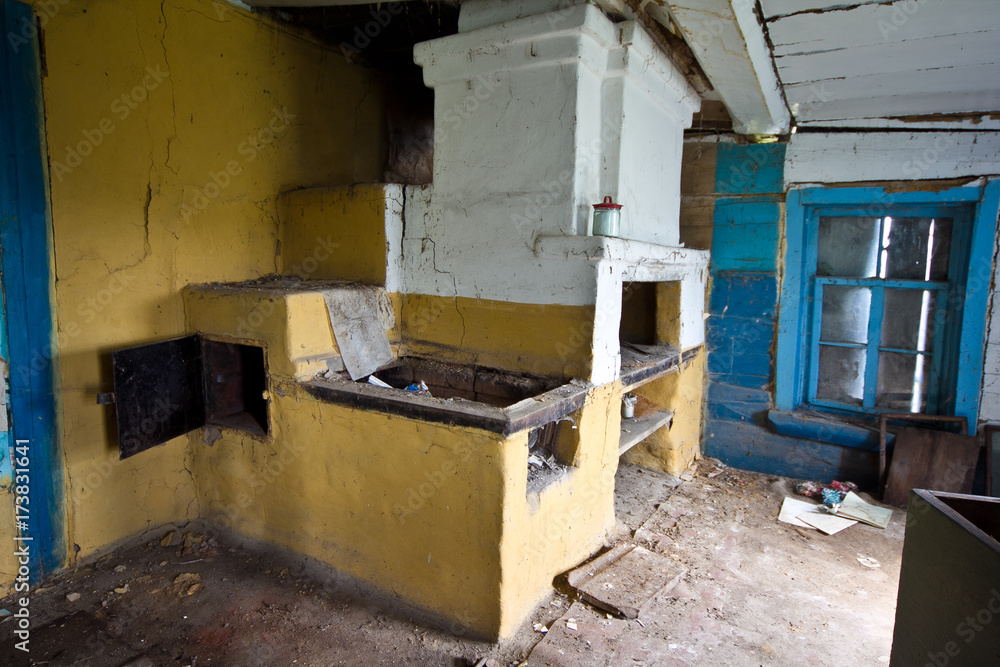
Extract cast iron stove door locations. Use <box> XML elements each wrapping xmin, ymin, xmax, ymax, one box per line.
<box><xmin>111</xmin><ymin>335</ymin><xmax>206</xmax><ymax>459</ymax></box>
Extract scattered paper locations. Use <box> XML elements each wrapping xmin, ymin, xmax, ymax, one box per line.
<box><xmin>857</xmin><ymin>556</ymin><xmax>881</xmax><ymax>569</ymax></box>
<box><xmin>566</xmin><ymin>619</ymin><xmax>578</xmax><ymax>631</ymax></box>
<box><xmin>780</xmin><ymin>496</ymin><xmax>857</xmax><ymax>535</ymax></box>
<box><xmin>367</xmin><ymin>375</ymin><xmax>392</xmax><ymax>389</ymax></box>
<box><xmin>778</xmin><ymin>497</ymin><xmax>822</xmax><ymax>529</ymax></box>
<box><xmin>798</xmin><ymin>512</ymin><xmax>857</xmax><ymax>536</ymax></box>
<box><xmin>838</xmin><ymin>492</ymin><xmax>892</xmax><ymax>529</ymax></box>
<box><xmin>533</xmin><ymin>623</ymin><xmax>548</xmax><ymax>633</ymax></box>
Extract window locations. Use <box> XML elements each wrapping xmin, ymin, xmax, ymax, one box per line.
<box><xmin>809</xmin><ymin>209</ymin><xmax>966</xmax><ymax>414</ymax></box>
<box><xmin>777</xmin><ymin>185</ymin><xmax>1000</xmax><ymax>423</ymax></box>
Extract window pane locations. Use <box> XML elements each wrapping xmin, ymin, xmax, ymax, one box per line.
<box><xmin>882</xmin><ymin>289</ymin><xmax>936</xmax><ymax>352</ymax></box>
<box><xmin>876</xmin><ymin>351</ymin><xmax>930</xmax><ymax>412</ymax></box>
<box><xmin>821</xmin><ymin>286</ymin><xmax>870</xmax><ymax>344</ymax></box>
<box><xmin>817</xmin><ymin>217</ymin><xmax>879</xmax><ymax>277</ymax></box>
<box><xmin>882</xmin><ymin>217</ymin><xmax>952</xmax><ymax>281</ymax></box>
<box><xmin>816</xmin><ymin>345</ymin><xmax>866</xmax><ymax>406</ymax></box>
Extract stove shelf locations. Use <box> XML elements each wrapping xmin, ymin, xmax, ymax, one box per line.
<box><xmin>620</xmin><ymin>409</ymin><xmax>674</xmax><ymax>455</ymax></box>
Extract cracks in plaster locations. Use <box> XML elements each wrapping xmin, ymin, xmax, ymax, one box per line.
<box><xmin>160</xmin><ymin>0</ymin><xmax>180</xmax><ymax>177</ymax></box>
<box><xmin>141</xmin><ymin>183</ymin><xmax>153</xmax><ymax>260</ymax></box>
<box><xmin>422</xmin><ymin>237</ymin><xmax>467</xmax><ymax>347</ymax></box>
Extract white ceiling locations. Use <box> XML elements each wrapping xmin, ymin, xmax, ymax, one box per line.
<box><xmin>761</xmin><ymin>0</ymin><xmax>1000</xmax><ymax>128</ymax></box>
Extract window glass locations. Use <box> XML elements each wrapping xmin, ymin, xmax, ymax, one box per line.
<box><xmin>876</xmin><ymin>351</ymin><xmax>930</xmax><ymax>412</ymax></box>
<box><xmin>817</xmin><ymin>217</ymin><xmax>879</xmax><ymax>277</ymax></box>
<box><xmin>820</xmin><ymin>286</ymin><xmax>870</xmax><ymax>345</ymax></box>
<box><xmin>815</xmin><ymin>345</ymin><xmax>866</xmax><ymax>407</ymax></box>
<box><xmin>882</xmin><ymin>289</ymin><xmax>936</xmax><ymax>352</ymax></box>
<box><xmin>881</xmin><ymin>217</ymin><xmax>952</xmax><ymax>281</ymax></box>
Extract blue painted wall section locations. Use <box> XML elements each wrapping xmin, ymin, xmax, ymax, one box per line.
<box><xmin>0</xmin><ymin>0</ymin><xmax>67</xmax><ymax>578</ymax></box>
<box><xmin>701</xmin><ymin>142</ymin><xmax>879</xmax><ymax>488</ymax></box>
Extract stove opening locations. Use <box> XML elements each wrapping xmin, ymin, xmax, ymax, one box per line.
<box><xmin>202</xmin><ymin>340</ymin><xmax>269</xmax><ymax>437</ymax></box>
<box><xmin>620</xmin><ymin>281</ymin><xmax>681</xmax><ymax>348</ymax></box>
<box><xmin>527</xmin><ymin>411</ymin><xmax>581</xmax><ymax>496</ymax></box>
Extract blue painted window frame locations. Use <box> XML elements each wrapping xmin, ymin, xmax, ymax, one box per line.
<box><xmin>777</xmin><ymin>183</ymin><xmax>1000</xmax><ymax>427</ymax></box>
<box><xmin>1</xmin><ymin>0</ymin><xmax>66</xmax><ymax>579</ymax></box>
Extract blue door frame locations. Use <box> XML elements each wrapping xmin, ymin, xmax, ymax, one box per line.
<box><xmin>1</xmin><ymin>0</ymin><xmax>66</xmax><ymax>579</ymax></box>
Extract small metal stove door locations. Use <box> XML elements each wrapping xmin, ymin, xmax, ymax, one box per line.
<box><xmin>111</xmin><ymin>335</ymin><xmax>206</xmax><ymax>459</ymax></box>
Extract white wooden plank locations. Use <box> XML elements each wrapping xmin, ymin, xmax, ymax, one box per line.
<box><xmin>768</xmin><ymin>0</ymin><xmax>1000</xmax><ymax>55</ymax></box>
<box><xmin>760</xmin><ymin>0</ymin><xmax>884</xmax><ymax>20</ymax></box>
<box><xmin>775</xmin><ymin>30</ymin><xmax>1000</xmax><ymax>85</ymax></box>
<box><xmin>784</xmin><ymin>132</ymin><xmax>1000</xmax><ymax>185</ymax></box>
<box><xmin>661</xmin><ymin>0</ymin><xmax>790</xmax><ymax>133</ymax></box>
<box><xmin>785</xmin><ymin>62</ymin><xmax>1000</xmax><ymax>109</ymax></box>
<box><xmin>791</xmin><ymin>89</ymin><xmax>1000</xmax><ymax>122</ymax></box>
<box><xmin>796</xmin><ymin>116</ymin><xmax>1000</xmax><ymax>131</ymax></box>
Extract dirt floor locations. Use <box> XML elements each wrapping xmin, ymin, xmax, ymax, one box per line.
<box><xmin>0</xmin><ymin>460</ymin><xmax>905</xmax><ymax>666</ymax></box>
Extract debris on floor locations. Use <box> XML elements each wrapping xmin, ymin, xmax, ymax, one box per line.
<box><xmin>528</xmin><ymin>461</ymin><xmax>904</xmax><ymax>666</ymax></box>
<box><xmin>780</xmin><ymin>487</ymin><xmax>892</xmax><ymax>536</ymax></box>
<box><xmin>838</xmin><ymin>491</ymin><xmax>893</xmax><ymax>529</ymax></box>
<box><xmin>857</xmin><ymin>556</ymin><xmax>881</xmax><ymax>569</ymax></box>
<box><xmin>1</xmin><ymin>461</ymin><xmax>904</xmax><ymax>667</ymax></box>
<box><xmin>567</xmin><ymin>544</ymin><xmax>686</xmax><ymax>619</ymax></box>
<box><xmin>797</xmin><ymin>510</ymin><xmax>857</xmax><ymax>536</ymax></box>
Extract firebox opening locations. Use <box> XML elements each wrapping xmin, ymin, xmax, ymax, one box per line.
<box><xmin>527</xmin><ymin>411</ymin><xmax>582</xmax><ymax>496</ymax></box>
<box><xmin>621</xmin><ymin>281</ymin><xmax>658</xmax><ymax>346</ymax></box>
<box><xmin>620</xmin><ymin>280</ymin><xmax>683</xmax><ymax>351</ymax></box>
<box><xmin>202</xmin><ymin>339</ymin><xmax>269</xmax><ymax>437</ymax></box>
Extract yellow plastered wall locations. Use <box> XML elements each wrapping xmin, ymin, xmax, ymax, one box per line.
<box><xmin>183</xmin><ymin>284</ymin><xmax>403</xmax><ymax>379</ymax></box>
<box><xmin>401</xmin><ymin>294</ymin><xmax>595</xmax><ymax>380</ymax></box>
<box><xmin>193</xmin><ymin>381</ymin><xmax>508</xmax><ymax>637</ymax></box>
<box><xmin>623</xmin><ymin>351</ymin><xmax>707</xmax><ymax>475</ymax></box>
<box><xmin>278</xmin><ymin>185</ymin><xmax>400</xmax><ymax>285</ymax></box>
<box><xmin>499</xmin><ymin>382</ymin><xmax>619</xmax><ymax>633</ymax></box>
<box><xmin>2</xmin><ymin>0</ymin><xmax>387</xmax><ymax>587</ymax></box>
<box><xmin>183</xmin><ymin>283</ymin><xmax>618</xmax><ymax>638</ymax></box>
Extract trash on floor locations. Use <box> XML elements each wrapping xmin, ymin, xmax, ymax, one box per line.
<box><xmin>779</xmin><ymin>491</ymin><xmax>891</xmax><ymax>536</ymax></box>
<box><xmin>779</xmin><ymin>496</ymin><xmax>857</xmax><ymax>534</ymax></box>
<box><xmin>797</xmin><ymin>511</ymin><xmax>857</xmax><ymax>536</ymax></box>
<box><xmin>795</xmin><ymin>480</ymin><xmax>858</xmax><ymax>502</ymax></box>
<box><xmin>367</xmin><ymin>375</ymin><xmax>392</xmax><ymax>388</ymax></box>
<box><xmin>837</xmin><ymin>492</ymin><xmax>892</xmax><ymax>529</ymax></box>
<box><xmin>777</xmin><ymin>496</ymin><xmax>823</xmax><ymax>529</ymax></box>
<box><xmin>168</xmin><ymin>573</ymin><xmax>202</xmax><ymax>597</ymax></box>
<box><xmin>567</xmin><ymin>543</ymin><xmax>686</xmax><ymax>619</ymax></box>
